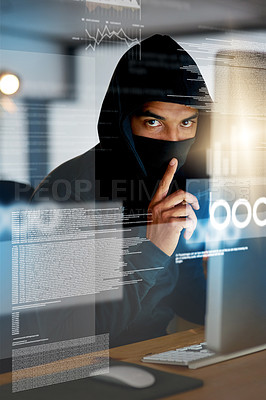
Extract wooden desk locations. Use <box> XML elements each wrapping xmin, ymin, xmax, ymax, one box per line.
<box><xmin>110</xmin><ymin>327</ymin><xmax>266</xmax><ymax>400</ymax></box>
<box><xmin>1</xmin><ymin>328</ymin><xmax>265</xmax><ymax>399</ymax></box>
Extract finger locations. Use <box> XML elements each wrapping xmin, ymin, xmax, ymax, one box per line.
<box><xmin>184</xmin><ymin>222</ymin><xmax>196</xmax><ymax>240</ymax></box>
<box><xmin>151</xmin><ymin>158</ymin><xmax>178</xmax><ymax>203</ymax></box>
<box><xmin>160</xmin><ymin>189</ymin><xmax>200</xmax><ymax>211</ymax></box>
<box><xmin>163</xmin><ymin>204</ymin><xmax>197</xmax><ymax>225</ymax></box>
<box><xmin>165</xmin><ymin>206</ymin><xmax>197</xmax><ymax>238</ymax></box>
<box><xmin>168</xmin><ymin>216</ymin><xmax>195</xmax><ymax>235</ymax></box>
<box><xmin>173</xmin><ymin>216</ymin><xmax>196</xmax><ymax>240</ymax></box>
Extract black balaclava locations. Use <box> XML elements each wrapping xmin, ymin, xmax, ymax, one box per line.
<box><xmin>133</xmin><ymin>135</ymin><xmax>196</xmax><ymax>181</ymax></box>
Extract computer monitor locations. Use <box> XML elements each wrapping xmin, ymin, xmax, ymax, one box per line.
<box><xmin>206</xmin><ymin>50</ymin><xmax>266</xmax><ymax>353</ymax></box>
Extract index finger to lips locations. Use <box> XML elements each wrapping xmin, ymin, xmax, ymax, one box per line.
<box><xmin>152</xmin><ymin>158</ymin><xmax>178</xmax><ymax>203</ymax></box>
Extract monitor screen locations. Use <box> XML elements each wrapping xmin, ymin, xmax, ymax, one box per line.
<box><xmin>206</xmin><ymin>50</ymin><xmax>266</xmax><ymax>353</ymax></box>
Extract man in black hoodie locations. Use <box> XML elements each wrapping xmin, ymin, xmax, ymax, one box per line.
<box><xmin>32</xmin><ymin>34</ymin><xmax>212</xmax><ymax>346</ymax></box>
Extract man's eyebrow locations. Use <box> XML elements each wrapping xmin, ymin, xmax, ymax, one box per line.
<box><xmin>182</xmin><ymin>112</ymin><xmax>199</xmax><ymax>121</ymax></box>
<box><xmin>138</xmin><ymin>110</ymin><xmax>166</xmax><ymax>120</ymax></box>
<box><xmin>136</xmin><ymin>110</ymin><xmax>199</xmax><ymax>121</ymax></box>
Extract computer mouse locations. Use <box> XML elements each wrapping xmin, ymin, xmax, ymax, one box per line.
<box><xmin>93</xmin><ymin>365</ymin><xmax>156</xmax><ymax>388</ymax></box>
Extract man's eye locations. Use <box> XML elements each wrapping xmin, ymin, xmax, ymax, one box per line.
<box><xmin>180</xmin><ymin>120</ymin><xmax>194</xmax><ymax>128</ymax></box>
<box><xmin>145</xmin><ymin>119</ymin><xmax>161</xmax><ymax>127</ymax></box>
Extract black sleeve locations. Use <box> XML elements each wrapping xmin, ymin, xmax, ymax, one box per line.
<box><xmin>95</xmin><ymin>240</ymin><xmax>170</xmax><ymax>346</ymax></box>
<box><xmin>171</xmin><ymin>256</ymin><xmax>206</xmax><ymax>325</ymax></box>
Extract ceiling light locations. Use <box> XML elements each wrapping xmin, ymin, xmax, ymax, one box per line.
<box><xmin>0</xmin><ymin>73</ymin><xmax>20</xmax><ymax>95</ymax></box>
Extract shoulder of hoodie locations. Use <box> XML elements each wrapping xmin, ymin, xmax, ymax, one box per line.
<box><xmin>31</xmin><ymin>145</ymin><xmax>99</xmax><ymax>202</ymax></box>
<box><xmin>40</xmin><ymin>146</ymin><xmax>97</xmax><ymax>185</ymax></box>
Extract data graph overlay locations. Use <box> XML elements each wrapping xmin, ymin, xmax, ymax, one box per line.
<box><xmin>73</xmin><ymin>0</ymin><xmax>142</xmax><ymax>52</ymax></box>
<box><xmin>86</xmin><ymin>0</ymin><xmax>140</xmax><ymax>11</ymax></box>
<box><xmin>85</xmin><ymin>25</ymin><xmax>140</xmax><ymax>51</ymax></box>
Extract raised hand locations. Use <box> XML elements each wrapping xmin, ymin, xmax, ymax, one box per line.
<box><xmin>146</xmin><ymin>158</ymin><xmax>199</xmax><ymax>256</ymax></box>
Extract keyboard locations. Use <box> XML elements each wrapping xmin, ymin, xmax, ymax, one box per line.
<box><xmin>142</xmin><ymin>342</ymin><xmax>266</xmax><ymax>369</ymax></box>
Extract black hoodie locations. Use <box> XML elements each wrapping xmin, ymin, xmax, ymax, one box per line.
<box><xmin>33</xmin><ymin>34</ymin><xmax>211</xmax><ymax>205</ymax></box>
<box><xmin>32</xmin><ymin>35</ymin><xmax>211</xmax><ymax>346</ymax></box>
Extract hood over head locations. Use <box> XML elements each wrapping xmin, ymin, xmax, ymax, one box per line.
<box><xmin>97</xmin><ymin>34</ymin><xmax>212</xmax><ymax>198</ymax></box>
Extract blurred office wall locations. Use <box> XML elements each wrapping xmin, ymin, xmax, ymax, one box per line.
<box><xmin>0</xmin><ymin>1</ymin><xmax>265</xmax><ymax>189</ymax></box>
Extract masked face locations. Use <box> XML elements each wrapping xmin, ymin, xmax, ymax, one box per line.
<box><xmin>133</xmin><ymin>135</ymin><xmax>195</xmax><ymax>179</ymax></box>
<box><xmin>131</xmin><ymin>101</ymin><xmax>198</xmax><ymax>179</ymax></box>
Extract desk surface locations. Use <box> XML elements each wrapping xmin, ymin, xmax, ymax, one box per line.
<box><xmin>1</xmin><ymin>328</ymin><xmax>265</xmax><ymax>399</ymax></box>
<box><xmin>110</xmin><ymin>327</ymin><xmax>266</xmax><ymax>400</ymax></box>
